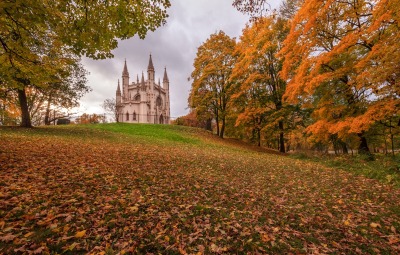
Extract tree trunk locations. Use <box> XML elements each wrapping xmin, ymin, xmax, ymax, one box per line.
<box><xmin>0</xmin><ymin>103</ymin><xmax>5</xmax><ymax>125</ymax></box>
<box><xmin>18</xmin><ymin>88</ymin><xmax>32</xmax><ymax>127</ymax></box>
<box><xmin>390</xmin><ymin>120</ymin><xmax>395</xmax><ymax>156</ymax></box>
<box><xmin>44</xmin><ymin>96</ymin><xmax>52</xmax><ymax>125</ymax></box>
<box><xmin>384</xmin><ymin>128</ymin><xmax>388</xmax><ymax>154</ymax></box>
<box><xmin>358</xmin><ymin>134</ymin><xmax>370</xmax><ymax>153</ymax></box>
<box><xmin>215</xmin><ymin>115</ymin><xmax>220</xmax><ymax>136</ymax></box>
<box><xmin>205</xmin><ymin>118</ymin><xmax>212</xmax><ymax>131</ymax></box>
<box><xmin>342</xmin><ymin>142</ymin><xmax>348</xmax><ymax>154</ymax></box>
<box><xmin>278</xmin><ymin>120</ymin><xmax>285</xmax><ymax>153</ymax></box>
<box><xmin>257</xmin><ymin>128</ymin><xmax>261</xmax><ymax>147</ymax></box>
<box><xmin>219</xmin><ymin>117</ymin><xmax>225</xmax><ymax>138</ymax></box>
<box><xmin>391</xmin><ymin>133</ymin><xmax>395</xmax><ymax>156</ymax></box>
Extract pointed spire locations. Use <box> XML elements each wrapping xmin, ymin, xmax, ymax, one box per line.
<box><xmin>158</xmin><ymin>78</ymin><xmax>161</xmax><ymax>86</ymax></box>
<box><xmin>123</xmin><ymin>59</ymin><xmax>129</xmax><ymax>76</ymax></box>
<box><xmin>137</xmin><ymin>74</ymin><xmax>139</xmax><ymax>84</ymax></box>
<box><xmin>141</xmin><ymin>72</ymin><xmax>145</xmax><ymax>85</ymax></box>
<box><xmin>148</xmin><ymin>54</ymin><xmax>154</xmax><ymax>71</ymax></box>
<box><xmin>117</xmin><ymin>79</ymin><xmax>121</xmax><ymax>94</ymax></box>
<box><xmin>163</xmin><ymin>67</ymin><xmax>169</xmax><ymax>82</ymax></box>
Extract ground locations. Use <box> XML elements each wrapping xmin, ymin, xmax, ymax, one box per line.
<box><xmin>0</xmin><ymin>123</ymin><xmax>399</xmax><ymax>254</ymax></box>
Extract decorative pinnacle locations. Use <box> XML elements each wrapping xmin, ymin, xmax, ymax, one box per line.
<box><xmin>116</xmin><ymin>79</ymin><xmax>121</xmax><ymax>94</ymax></box>
<box><xmin>163</xmin><ymin>67</ymin><xmax>169</xmax><ymax>82</ymax></box>
<box><xmin>148</xmin><ymin>54</ymin><xmax>154</xmax><ymax>71</ymax></box>
<box><xmin>122</xmin><ymin>59</ymin><xmax>129</xmax><ymax>76</ymax></box>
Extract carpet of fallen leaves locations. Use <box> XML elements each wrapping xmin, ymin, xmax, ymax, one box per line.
<box><xmin>1</xmin><ymin>124</ymin><xmax>400</xmax><ymax>254</ymax></box>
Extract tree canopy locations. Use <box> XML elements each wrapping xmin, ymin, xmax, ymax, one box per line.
<box><xmin>184</xmin><ymin>0</ymin><xmax>400</xmax><ymax>154</ymax></box>
<box><xmin>279</xmin><ymin>0</ymin><xmax>400</xmax><ymax>154</ymax></box>
<box><xmin>0</xmin><ymin>0</ymin><xmax>170</xmax><ymax>127</ymax></box>
<box><xmin>231</xmin><ymin>17</ymin><xmax>289</xmax><ymax>151</ymax></box>
<box><xmin>189</xmin><ymin>31</ymin><xmax>236</xmax><ymax>138</ymax></box>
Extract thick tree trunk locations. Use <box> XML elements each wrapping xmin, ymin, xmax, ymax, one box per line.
<box><xmin>278</xmin><ymin>120</ymin><xmax>285</xmax><ymax>153</ymax></box>
<box><xmin>205</xmin><ymin>118</ymin><xmax>212</xmax><ymax>131</ymax></box>
<box><xmin>18</xmin><ymin>88</ymin><xmax>32</xmax><ymax>127</ymax></box>
<box><xmin>219</xmin><ymin>117</ymin><xmax>225</xmax><ymax>138</ymax></box>
<box><xmin>358</xmin><ymin>134</ymin><xmax>370</xmax><ymax>153</ymax></box>
<box><xmin>342</xmin><ymin>142</ymin><xmax>348</xmax><ymax>154</ymax></box>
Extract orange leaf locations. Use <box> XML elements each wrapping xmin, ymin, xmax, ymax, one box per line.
<box><xmin>75</xmin><ymin>230</ymin><xmax>86</xmax><ymax>238</ymax></box>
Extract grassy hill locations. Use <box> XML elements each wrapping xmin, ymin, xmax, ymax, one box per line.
<box><xmin>1</xmin><ymin>123</ymin><xmax>400</xmax><ymax>254</ymax></box>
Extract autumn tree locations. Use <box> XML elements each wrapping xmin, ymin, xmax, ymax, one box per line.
<box><xmin>0</xmin><ymin>86</ymin><xmax>19</xmax><ymax>125</ymax></box>
<box><xmin>231</xmin><ymin>17</ymin><xmax>290</xmax><ymax>152</ymax></box>
<box><xmin>35</xmin><ymin>60</ymin><xmax>89</xmax><ymax>125</ymax></box>
<box><xmin>280</xmin><ymin>0</ymin><xmax>400</xmax><ymax>156</ymax></box>
<box><xmin>279</xmin><ymin>0</ymin><xmax>303</xmax><ymax>20</ymax></box>
<box><xmin>102</xmin><ymin>98</ymin><xmax>120</xmax><ymax>122</ymax></box>
<box><xmin>233</xmin><ymin>0</ymin><xmax>303</xmax><ymax>18</ymax></box>
<box><xmin>189</xmin><ymin>31</ymin><xmax>236</xmax><ymax>138</ymax></box>
<box><xmin>43</xmin><ymin>60</ymin><xmax>90</xmax><ymax>125</ymax></box>
<box><xmin>233</xmin><ymin>0</ymin><xmax>270</xmax><ymax>16</ymax></box>
<box><xmin>173</xmin><ymin>110</ymin><xmax>212</xmax><ymax>130</ymax></box>
<box><xmin>0</xmin><ymin>0</ymin><xmax>170</xmax><ymax>127</ymax></box>
<box><xmin>75</xmin><ymin>113</ymin><xmax>105</xmax><ymax>124</ymax></box>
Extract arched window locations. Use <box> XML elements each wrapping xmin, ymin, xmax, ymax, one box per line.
<box><xmin>156</xmin><ymin>96</ymin><xmax>162</xmax><ymax>107</ymax></box>
<box><xmin>126</xmin><ymin>112</ymin><xmax>129</xmax><ymax>121</ymax></box>
<box><xmin>134</xmin><ymin>94</ymin><xmax>141</xmax><ymax>101</ymax></box>
<box><xmin>133</xmin><ymin>111</ymin><xmax>137</xmax><ymax>121</ymax></box>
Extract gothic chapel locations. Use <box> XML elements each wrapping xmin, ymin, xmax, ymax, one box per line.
<box><xmin>116</xmin><ymin>54</ymin><xmax>170</xmax><ymax>124</ymax></box>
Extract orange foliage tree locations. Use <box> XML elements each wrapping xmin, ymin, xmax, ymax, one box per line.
<box><xmin>231</xmin><ymin>17</ymin><xmax>290</xmax><ymax>151</ymax></box>
<box><xmin>75</xmin><ymin>113</ymin><xmax>105</xmax><ymax>124</ymax></box>
<box><xmin>189</xmin><ymin>31</ymin><xmax>237</xmax><ymax>138</ymax></box>
<box><xmin>280</xmin><ymin>0</ymin><xmax>400</xmax><ymax>155</ymax></box>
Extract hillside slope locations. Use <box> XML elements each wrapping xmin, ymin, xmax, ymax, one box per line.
<box><xmin>1</xmin><ymin>124</ymin><xmax>399</xmax><ymax>254</ymax></box>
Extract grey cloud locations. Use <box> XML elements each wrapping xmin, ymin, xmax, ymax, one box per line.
<box><xmin>79</xmin><ymin>0</ymin><xmax>250</xmax><ymax>118</ymax></box>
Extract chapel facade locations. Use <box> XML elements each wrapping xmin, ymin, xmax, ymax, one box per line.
<box><xmin>116</xmin><ymin>54</ymin><xmax>170</xmax><ymax>124</ymax></box>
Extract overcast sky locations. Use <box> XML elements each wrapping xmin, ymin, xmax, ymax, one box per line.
<box><xmin>79</xmin><ymin>0</ymin><xmax>281</xmax><ymax>118</ymax></box>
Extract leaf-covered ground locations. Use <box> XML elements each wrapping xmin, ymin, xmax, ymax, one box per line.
<box><xmin>0</xmin><ymin>123</ymin><xmax>399</xmax><ymax>254</ymax></box>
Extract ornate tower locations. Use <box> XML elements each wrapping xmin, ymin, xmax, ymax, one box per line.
<box><xmin>147</xmin><ymin>54</ymin><xmax>155</xmax><ymax>82</ymax></box>
<box><xmin>116</xmin><ymin>79</ymin><xmax>122</xmax><ymax>122</ymax></box>
<box><xmin>147</xmin><ymin>54</ymin><xmax>155</xmax><ymax>122</ymax></box>
<box><xmin>122</xmin><ymin>59</ymin><xmax>129</xmax><ymax>100</ymax></box>
<box><xmin>163</xmin><ymin>67</ymin><xmax>170</xmax><ymax>123</ymax></box>
<box><xmin>116</xmin><ymin>79</ymin><xmax>121</xmax><ymax>104</ymax></box>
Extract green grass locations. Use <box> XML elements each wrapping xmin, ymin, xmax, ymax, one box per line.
<box><xmin>1</xmin><ymin>123</ymin><xmax>400</xmax><ymax>254</ymax></box>
<box><xmin>289</xmin><ymin>152</ymin><xmax>400</xmax><ymax>188</ymax></box>
<box><xmin>91</xmin><ymin>123</ymin><xmax>202</xmax><ymax>145</ymax></box>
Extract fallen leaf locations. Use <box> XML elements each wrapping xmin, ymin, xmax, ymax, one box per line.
<box><xmin>0</xmin><ymin>233</ymin><xmax>16</xmax><ymax>242</ymax></box>
<box><xmin>24</xmin><ymin>232</ymin><xmax>34</xmax><ymax>238</ymax></box>
<box><xmin>33</xmin><ymin>246</ymin><xmax>45</xmax><ymax>254</ymax></box>
<box><xmin>75</xmin><ymin>230</ymin><xmax>86</xmax><ymax>238</ymax></box>
<box><xmin>370</xmin><ymin>223</ymin><xmax>380</xmax><ymax>228</ymax></box>
<box><xmin>388</xmin><ymin>236</ymin><xmax>400</xmax><ymax>245</ymax></box>
<box><xmin>129</xmin><ymin>206</ymin><xmax>139</xmax><ymax>212</ymax></box>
